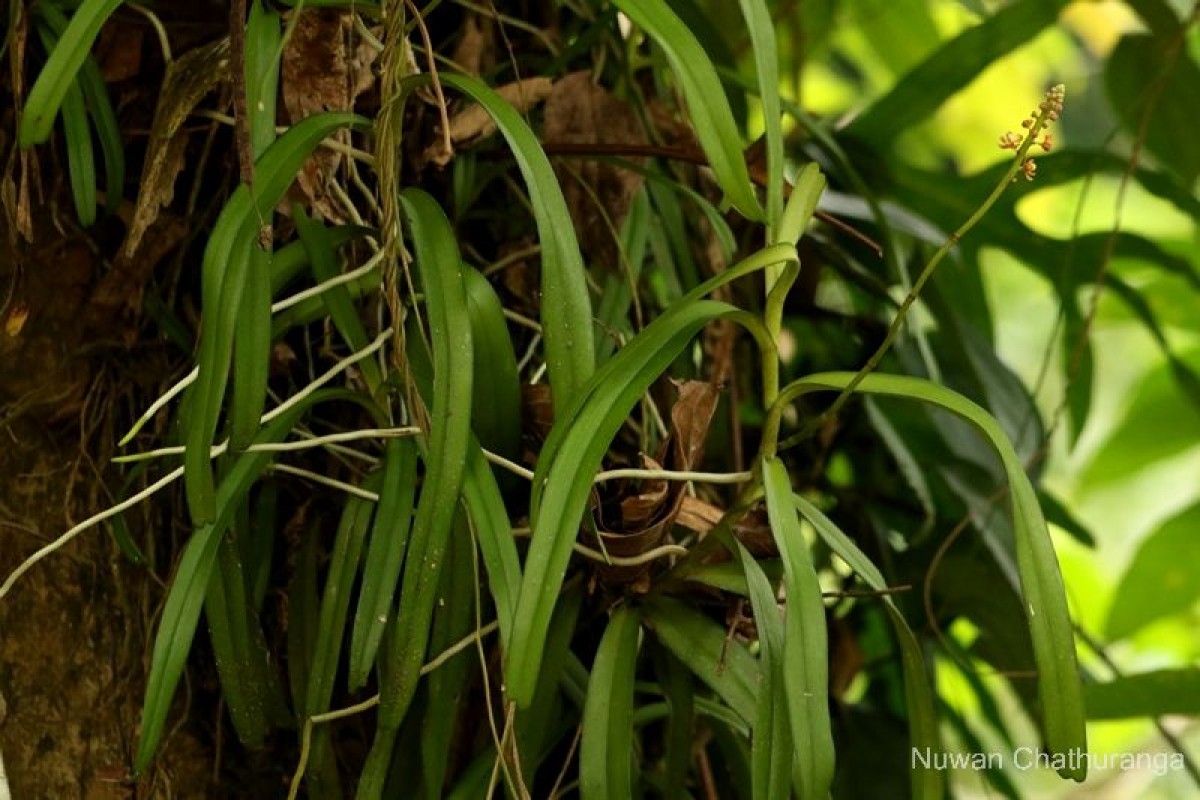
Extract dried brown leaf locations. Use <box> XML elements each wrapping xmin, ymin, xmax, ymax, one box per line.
<box><xmin>282</xmin><ymin>10</ymin><xmax>354</xmax><ymax>121</ymax></box>
<box><xmin>669</xmin><ymin>379</ymin><xmax>720</xmax><ymax>471</ymax></box>
<box><xmin>120</xmin><ymin>38</ymin><xmax>230</xmax><ymax>260</ymax></box>
<box><xmin>521</xmin><ymin>383</ymin><xmax>555</xmax><ymax>445</ymax></box>
<box><xmin>280</xmin><ymin>10</ymin><xmax>378</xmax><ymax>221</ymax></box>
<box><xmin>2</xmin><ymin>15</ymin><xmax>35</xmax><ymax>243</ymax></box>
<box><xmin>423</xmin><ymin>77</ymin><xmax>554</xmax><ymax>167</ymax></box>
<box><xmin>543</xmin><ymin>72</ymin><xmax>647</xmax><ymax>271</ymax></box>
<box><xmin>95</xmin><ymin>20</ymin><xmax>143</xmax><ymax>82</ymax></box>
<box><xmin>450</xmin><ymin>13</ymin><xmax>493</xmax><ymax>76</ymax></box>
<box><xmin>587</xmin><ymin>381</ymin><xmax>723</xmax><ymax>584</ymax></box>
<box><xmin>677</xmin><ymin>495</ymin><xmax>724</xmax><ymax>534</ymax></box>
<box><xmin>617</xmin><ymin>454</ymin><xmax>669</xmax><ymax>529</ymax></box>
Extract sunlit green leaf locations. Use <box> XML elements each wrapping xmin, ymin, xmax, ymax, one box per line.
<box><xmin>1106</xmin><ymin>500</ymin><xmax>1200</xmax><ymax>641</ymax></box>
<box><xmin>1085</xmin><ymin>668</ymin><xmax>1200</xmax><ymax>719</ymax></box>
<box><xmin>846</xmin><ymin>0</ymin><xmax>1070</xmax><ymax>148</ymax></box>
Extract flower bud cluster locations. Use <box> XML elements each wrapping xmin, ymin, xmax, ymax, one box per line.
<box><xmin>997</xmin><ymin>84</ymin><xmax>1065</xmax><ymax>182</ymax></box>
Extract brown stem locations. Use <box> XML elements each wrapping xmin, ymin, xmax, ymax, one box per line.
<box><xmin>229</xmin><ymin>0</ymin><xmax>253</xmax><ymax>185</ymax></box>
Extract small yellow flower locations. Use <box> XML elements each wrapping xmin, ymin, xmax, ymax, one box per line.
<box><xmin>997</xmin><ymin>85</ymin><xmax>1065</xmax><ymax>182</ymax></box>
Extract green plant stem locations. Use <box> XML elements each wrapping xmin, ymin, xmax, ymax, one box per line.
<box><xmin>760</xmin><ymin>162</ymin><xmax>824</xmax><ymax>419</ymax></box>
<box><xmin>761</xmin><ymin>262</ymin><xmax>797</xmax><ymax>408</ymax></box>
<box><xmin>728</xmin><ymin>308</ymin><xmax>780</xmax><ymax>411</ymax></box>
<box><xmin>769</xmin><ymin>117</ymin><xmax>1051</xmax><ymax>456</ymax></box>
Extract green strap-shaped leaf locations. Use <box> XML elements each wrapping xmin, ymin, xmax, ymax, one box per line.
<box><xmin>19</xmin><ymin>0</ymin><xmax>123</xmax><ymax>147</ymax></box>
<box><xmin>508</xmin><ymin>300</ymin><xmax>728</xmax><ymax>707</ymax></box>
<box><xmin>772</xmin><ymin>372</ymin><xmax>1087</xmax><ymax>781</ymax></box>
<box><xmin>295</xmin><ymin>205</ymin><xmax>385</xmax><ymax>393</ymax></box>
<box><xmin>1061</xmin><ymin>297</ymin><xmax>1093</xmax><ymax>448</ymax></box>
<box><xmin>35</xmin><ymin>1</ymin><xmax>124</xmax><ymax>216</ymax></box>
<box><xmin>865</xmin><ymin>400</ymin><xmax>936</xmax><ymax>533</ymax></box>
<box><xmin>135</xmin><ymin>388</ymin><xmax>380</xmax><ymax>774</ymax></box>
<box><xmin>137</xmin><ymin>523</ymin><xmax>225</xmax><ymax>776</ymax></box>
<box><xmin>791</xmin><ymin>494</ymin><xmax>943</xmax><ymax>800</ymax></box>
<box><xmin>736</xmin><ymin>0</ymin><xmax>783</xmax><ymax>234</ymax></box>
<box><xmin>295</xmin><ymin>524</ymin><xmax>344</xmax><ymax>799</ymax></box>
<box><xmin>762</xmin><ymin>458</ymin><xmax>834</xmax><ymax>800</ymax></box>
<box><xmin>580</xmin><ymin>607</ymin><xmax>641</xmax><ymax>800</ymax></box>
<box><xmin>305</xmin><ymin>471</ymin><xmax>382</xmax><ymax>791</ymax></box>
<box><xmin>225</xmin><ymin>0</ymin><xmax>283</xmax><ymax>452</ymax></box>
<box><xmin>648</xmin><ymin>641</ymin><xmax>695</xmax><ymax>798</ymax></box>
<box><xmin>31</xmin><ymin>17</ymin><xmax>97</xmax><ymax>226</ymax></box>
<box><xmin>204</xmin><ymin>533</ymin><xmax>268</xmax><ymax>745</ymax></box>
<box><xmin>445</xmin><ymin>750</ymin><xmax>502</xmax><ymax>800</ymax></box>
<box><xmin>421</xmin><ymin>515</ymin><xmax>477</xmax><ymax>800</ymax></box>
<box><xmin>463</xmin><ymin>266</ymin><xmax>521</xmax><ymax>460</ymax></box>
<box><xmin>735</xmin><ymin>544</ymin><xmax>792</xmax><ymax>800</ymax></box>
<box><xmin>460</xmin><ymin>443</ymin><xmax>521</xmax><ymax>649</ymax></box>
<box><xmin>203</xmin><ymin>520</ymin><xmax>290</xmax><ymax>748</ymax></box>
<box><xmin>183</xmin><ymin>112</ymin><xmax>369</xmax><ymax>525</ymax></box>
<box><xmin>595</xmin><ymin>187</ymin><xmax>651</xmax><ymax>363</ymax></box>
<box><xmin>245</xmin><ymin>0</ymin><xmax>282</xmax><ymax>159</ymax></box>
<box><xmin>532</xmin><ymin>243</ymin><xmax>797</xmax><ymax>515</ymax></box>
<box><xmin>287</xmin><ymin>522</ymin><xmax>321</xmax><ymax>720</ymax></box>
<box><xmin>348</xmin><ymin>438</ymin><xmax>419</xmax><ymax>690</ymax></box>
<box><xmin>243</xmin><ymin>483</ymin><xmax>277</xmax><ymax>611</ymax></box>
<box><xmin>508</xmin><ymin>244</ymin><xmax>797</xmax><ymax>707</ymax></box>
<box><xmin>270</xmin><ymin>224</ymin><xmax>374</xmax><ymax>295</ymax></box>
<box><xmin>376</xmin><ymin>189</ymin><xmax>474</xmax><ymax>729</ymax></box>
<box><xmin>515</xmin><ymin>584</ymin><xmax>583</xmax><ymax>781</ymax></box>
<box><xmin>306</xmin><ymin>473</ymin><xmax>381</xmax><ymax>717</ymax></box>
<box><xmin>58</xmin><ymin>50</ymin><xmax>98</xmax><ymax>226</ymax></box>
<box><xmin>404</xmin><ymin>296</ymin><xmax>522</xmax><ymax>655</ymax></box>
<box><xmin>229</xmin><ymin>240</ymin><xmax>273</xmax><ymax>451</ymax></box>
<box><xmin>405</xmin><ymin>72</ymin><xmax>595</xmax><ymax>414</ymax></box>
<box><xmin>711</xmin><ymin>715</ymin><xmax>755</xmax><ymax>795</ymax></box>
<box><xmin>648</xmin><ymin>180</ymin><xmax>700</xmax><ymax>294</ymax></box>
<box><xmin>642</xmin><ymin>596</ymin><xmax>758</xmax><ymax>725</ymax></box>
<box><xmin>776</xmin><ymin>163</ymin><xmax>826</xmax><ymax>249</ymax></box>
<box><xmin>684</xmin><ymin>559</ymin><xmax>785</xmax><ymax>595</ymax></box>
<box><xmin>611</xmin><ymin>0</ymin><xmax>761</xmax><ymax>220</ymax></box>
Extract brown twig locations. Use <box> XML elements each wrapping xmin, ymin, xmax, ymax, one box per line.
<box><xmin>695</xmin><ymin>741</ymin><xmax>720</xmax><ymax>800</ymax></box>
<box><xmin>405</xmin><ymin>0</ymin><xmax>451</xmax><ymax>157</ymax></box>
<box><xmin>229</xmin><ymin>0</ymin><xmax>253</xmax><ymax>185</ymax></box>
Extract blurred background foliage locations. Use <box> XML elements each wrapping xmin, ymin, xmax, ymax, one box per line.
<box><xmin>770</xmin><ymin>0</ymin><xmax>1199</xmax><ymax>796</ymax></box>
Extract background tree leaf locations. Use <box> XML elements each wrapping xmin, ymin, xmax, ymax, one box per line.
<box><xmin>1106</xmin><ymin>33</ymin><xmax>1200</xmax><ymax>186</ymax></box>
<box><xmin>1085</xmin><ymin>668</ymin><xmax>1200</xmax><ymax>719</ymax></box>
<box><xmin>1105</xmin><ymin>500</ymin><xmax>1200</xmax><ymax>641</ymax></box>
